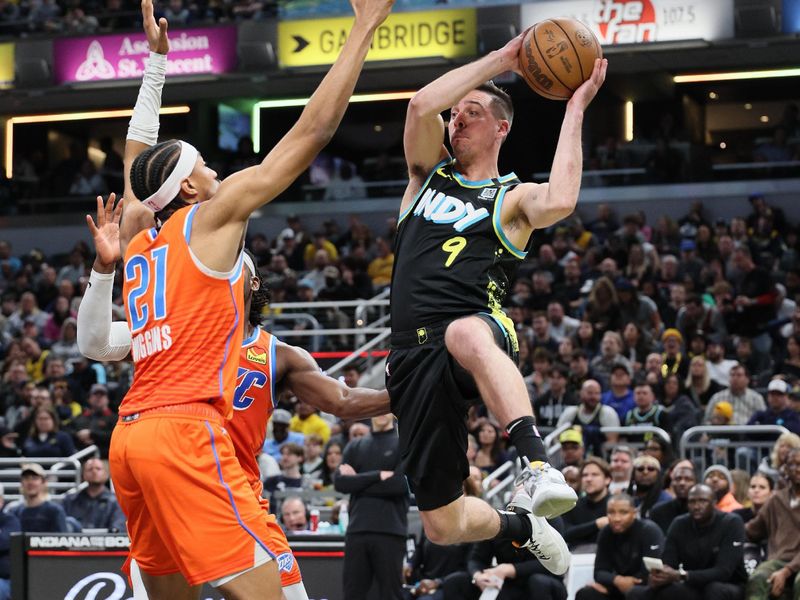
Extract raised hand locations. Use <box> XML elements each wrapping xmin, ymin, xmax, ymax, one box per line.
<box><xmin>497</xmin><ymin>29</ymin><xmax>527</xmax><ymax>76</ymax></box>
<box><xmin>349</xmin><ymin>0</ymin><xmax>394</xmax><ymax>31</ymax></box>
<box><xmin>567</xmin><ymin>57</ymin><xmax>608</xmax><ymax>113</ymax></box>
<box><xmin>142</xmin><ymin>0</ymin><xmax>169</xmax><ymax>54</ymax></box>
<box><xmin>86</xmin><ymin>193</ymin><xmax>123</xmax><ymax>272</ymax></box>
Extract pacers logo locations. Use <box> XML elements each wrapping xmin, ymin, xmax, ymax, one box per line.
<box><xmin>594</xmin><ymin>0</ymin><xmax>657</xmax><ymax>44</ymax></box>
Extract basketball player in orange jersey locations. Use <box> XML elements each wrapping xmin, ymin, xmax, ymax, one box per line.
<box><xmin>79</xmin><ymin>198</ymin><xmax>390</xmax><ymax>600</ymax></box>
<box><xmin>385</xmin><ymin>32</ymin><xmax>607</xmax><ymax>573</ymax></box>
<box><xmin>90</xmin><ymin>0</ymin><xmax>394</xmax><ymax>596</ymax></box>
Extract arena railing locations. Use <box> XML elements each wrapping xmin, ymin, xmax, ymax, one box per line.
<box><xmin>0</xmin><ymin>445</ymin><xmax>99</xmax><ymax>502</ymax></box>
<box><xmin>264</xmin><ymin>293</ymin><xmax>391</xmax><ymax>370</ymax></box>
<box><xmin>679</xmin><ymin>425</ymin><xmax>790</xmax><ymax>475</ymax></box>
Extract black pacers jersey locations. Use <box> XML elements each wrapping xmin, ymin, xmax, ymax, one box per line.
<box><xmin>390</xmin><ymin>158</ymin><xmax>530</xmax><ymax>350</ymax></box>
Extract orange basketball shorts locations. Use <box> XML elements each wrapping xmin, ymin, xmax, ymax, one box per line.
<box><xmin>248</xmin><ymin>477</ymin><xmax>303</xmax><ymax>587</ymax></box>
<box><xmin>110</xmin><ymin>403</ymin><xmax>275</xmax><ymax>586</ymax></box>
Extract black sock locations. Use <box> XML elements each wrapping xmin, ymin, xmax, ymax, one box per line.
<box><xmin>506</xmin><ymin>415</ymin><xmax>548</xmax><ymax>464</ymax></box>
<box><xmin>495</xmin><ymin>509</ymin><xmax>533</xmax><ymax>544</ymax></box>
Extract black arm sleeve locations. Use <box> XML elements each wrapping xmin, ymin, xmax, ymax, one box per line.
<box><xmin>359</xmin><ymin>473</ymin><xmax>409</xmax><ymax>497</ymax></box>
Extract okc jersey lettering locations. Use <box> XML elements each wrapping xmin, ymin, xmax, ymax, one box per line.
<box><xmin>233</xmin><ymin>367</ymin><xmax>269</xmax><ymax>410</ymax></box>
<box><xmin>413</xmin><ymin>187</ymin><xmax>489</xmax><ymax>232</ymax></box>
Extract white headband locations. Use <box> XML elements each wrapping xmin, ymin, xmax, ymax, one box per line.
<box><xmin>242</xmin><ymin>252</ymin><xmax>256</xmax><ymax>278</ymax></box>
<box><xmin>142</xmin><ymin>141</ymin><xmax>200</xmax><ymax>212</ymax></box>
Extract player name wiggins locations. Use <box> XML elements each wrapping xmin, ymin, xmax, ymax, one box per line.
<box><xmin>131</xmin><ymin>324</ymin><xmax>173</xmax><ymax>361</ymax></box>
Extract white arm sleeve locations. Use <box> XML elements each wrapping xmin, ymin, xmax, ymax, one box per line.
<box><xmin>126</xmin><ymin>52</ymin><xmax>167</xmax><ymax>146</ymax></box>
<box><xmin>77</xmin><ymin>270</ymin><xmax>132</xmax><ymax>362</ymax></box>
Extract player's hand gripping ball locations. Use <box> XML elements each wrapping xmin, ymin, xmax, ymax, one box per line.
<box><xmin>519</xmin><ymin>18</ymin><xmax>603</xmax><ymax>100</ymax></box>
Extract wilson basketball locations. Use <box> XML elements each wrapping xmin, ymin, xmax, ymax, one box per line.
<box><xmin>518</xmin><ymin>18</ymin><xmax>602</xmax><ymax>100</ymax></box>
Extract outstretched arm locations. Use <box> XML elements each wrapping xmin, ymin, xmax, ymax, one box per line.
<box><xmin>278</xmin><ymin>343</ymin><xmax>390</xmax><ymax>419</ymax></box>
<box><xmin>197</xmin><ymin>0</ymin><xmax>394</xmax><ymax>233</ymax></box>
<box><xmin>514</xmin><ymin>58</ymin><xmax>608</xmax><ymax>230</ymax></box>
<box><xmin>77</xmin><ymin>194</ymin><xmax>132</xmax><ymax>362</ymax></box>
<box><xmin>119</xmin><ymin>0</ymin><xmax>167</xmax><ymax>255</ymax></box>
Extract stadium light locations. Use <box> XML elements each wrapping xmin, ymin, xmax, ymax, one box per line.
<box><xmin>251</xmin><ymin>91</ymin><xmax>416</xmax><ymax>153</ymax></box>
<box><xmin>624</xmin><ymin>101</ymin><xmax>634</xmax><ymax>142</ymax></box>
<box><xmin>673</xmin><ymin>67</ymin><xmax>800</xmax><ymax>83</ymax></box>
<box><xmin>4</xmin><ymin>106</ymin><xmax>191</xmax><ymax>179</ymax></box>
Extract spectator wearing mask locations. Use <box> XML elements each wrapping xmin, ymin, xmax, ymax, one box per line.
<box><xmin>704</xmin><ymin>465</ymin><xmax>743</xmax><ymax>513</ymax></box>
<box><xmin>745</xmin><ymin>449</ymin><xmax>800</xmax><ymax>600</ymax></box>
<box><xmin>62</xmin><ymin>458</ymin><xmax>126</xmax><ymax>532</ymax></box>
<box><xmin>558</xmin><ymin>380</ymin><xmax>620</xmax><ymax>457</ymax></box>
<box><xmin>263</xmin><ymin>409</ymin><xmax>305</xmax><ymax>460</ymax></box>
<box><xmin>576</xmin><ymin>492</ymin><xmax>663</xmax><ymax>600</ymax></box>
<box><xmin>704</xmin><ymin>364</ymin><xmax>766</xmax><ymax>426</ymax></box>
<box><xmin>289</xmin><ymin>400</ymin><xmax>331</xmax><ymax>444</ymax></box>
<box><xmin>643</xmin><ymin>484</ymin><xmax>747</xmax><ymax>600</ymax></box>
<box><xmin>563</xmin><ymin>457</ymin><xmax>612</xmax><ymax>549</ymax></box>
<box><xmin>649</xmin><ymin>465</ymin><xmax>697</xmax><ymax>535</ymax></box>
<box><xmin>335</xmin><ymin>414</ymin><xmax>408</xmax><ymax>600</ymax></box>
<box><xmin>603</xmin><ymin>362</ymin><xmax>635</xmax><ymax>422</ymax></box>
<box><xmin>7</xmin><ymin>463</ymin><xmax>67</xmax><ymax>533</ymax></box>
<box><xmin>627</xmin><ymin>455</ymin><xmax>671</xmax><ymax>519</ymax></box>
<box><xmin>609</xmin><ymin>445</ymin><xmax>635</xmax><ymax>495</ymax></box>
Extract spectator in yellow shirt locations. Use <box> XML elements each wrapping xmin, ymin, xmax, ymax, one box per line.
<box><xmin>304</xmin><ymin>232</ymin><xmax>339</xmax><ymax>269</ymax></box>
<box><xmin>290</xmin><ymin>400</ymin><xmax>331</xmax><ymax>444</ymax></box>
<box><xmin>367</xmin><ymin>237</ymin><xmax>394</xmax><ymax>289</ymax></box>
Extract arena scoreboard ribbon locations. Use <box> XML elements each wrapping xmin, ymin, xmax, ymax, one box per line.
<box><xmin>277</xmin><ymin>9</ymin><xmax>477</xmax><ymax>68</ymax></box>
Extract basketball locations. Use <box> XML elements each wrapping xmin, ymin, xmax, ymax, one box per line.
<box><xmin>518</xmin><ymin>18</ymin><xmax>603</xmax><ymax>101</ymax></box>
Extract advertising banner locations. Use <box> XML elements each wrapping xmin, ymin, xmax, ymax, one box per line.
<box><xmin>278</xmin><ymin>9</ymin><xmax>476</xmax><ymax>67</ymax></box>
<box><xmin>520</xmin><ymin>0</ymin><xmax>734</xmax><ymax>45</ymax></box>
<box><xmin>13</xmin><ymin>533</ymin><xmax>344</xmax><ymax>600</ymax></box>
<box><xmin>52</xmin><ymin>26</ymin><xmax>237</xmax><ymax>84</ymax></box>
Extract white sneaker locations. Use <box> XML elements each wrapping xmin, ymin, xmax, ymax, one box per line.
<box><xmin>515</xmin><ymin>458</ymin><xmax>577</xmax><ymax>519</ymax></box>
<box><xmin>516</xmin><ymin>513</ymin><xmax>571</xmax><ymax>575</ymax></box>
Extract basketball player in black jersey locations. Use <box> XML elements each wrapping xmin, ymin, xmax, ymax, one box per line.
<box><xmin>385</xmin><ymin>32</ymin><xmax>607</xmax><ymax>574</ymax></box>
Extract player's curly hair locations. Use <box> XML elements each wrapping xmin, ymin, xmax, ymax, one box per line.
<box><xmin>130</xmin><ymin>140</ymin><xmax>191</xmax><ymax>224</ymax></box>
<box><xmin>244</xmin><ymin>249</ymin><xmax>271</xmax><ymax>328</ymax></box>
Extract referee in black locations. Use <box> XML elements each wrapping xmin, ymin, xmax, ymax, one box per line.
<box><xmin>335</xmin><ymin>413</ymin><xmax>409</xmax><ymax>600</ymax></box>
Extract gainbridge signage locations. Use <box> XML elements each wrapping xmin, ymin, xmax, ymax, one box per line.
<box><xmin>52</xmin><ymin>26</ymin><xmax>237</xmax><ymax>85</ymax></box>
<box><xmin>521</xmin><ymin>0</ymin><xmax>734</xmax><ymax>45</ymax></box>
<box><xmin>277</xmin><ymin>9</ymin><xmax>477</xmax><ymax>68</ymax></box>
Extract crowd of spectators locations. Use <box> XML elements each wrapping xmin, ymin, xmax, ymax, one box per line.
<box><xmin>0</xmin><ymin>0</ymin><xmax>281</xmax><ymax>37</ymax></box>
<box><xmin>1</xmin><ymin>184</ymin><xmax>800</xmax><ymax>597</ymax></box>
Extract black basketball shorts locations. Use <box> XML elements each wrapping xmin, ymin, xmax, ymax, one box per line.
<box><xmin>386</xmin><ymin>313</ymin><xmax>515</xmax><ymax>511</ymax></box>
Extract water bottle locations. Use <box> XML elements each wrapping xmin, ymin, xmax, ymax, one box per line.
<box><xmin>339</xmin><ymin>501</ymin><xmax>349</xmax><ymax>534</ymax></box>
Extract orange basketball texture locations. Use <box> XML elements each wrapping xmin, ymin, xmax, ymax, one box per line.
<box><xmin>518</xmin><ymin>18</ymin><xmax>603</xmax><ymax>100</ymax></box>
